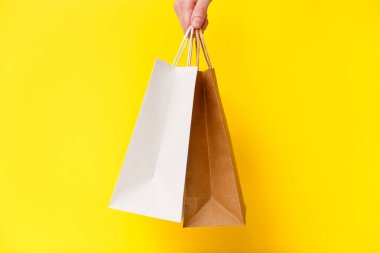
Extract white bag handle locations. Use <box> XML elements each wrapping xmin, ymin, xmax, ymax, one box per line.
<box><xmin>172</xmin><ymin>26</ymin><xmax>195</xmax><ymax>67</ymax></box>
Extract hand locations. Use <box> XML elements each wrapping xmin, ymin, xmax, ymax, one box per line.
<box><xmin>173</xmin><ymin>0</ymin><xmax>212</xmax><ymax>33</ymax></box>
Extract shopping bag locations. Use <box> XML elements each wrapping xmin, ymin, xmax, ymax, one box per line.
<box><xmin>183</xmin><ymin>30</ymin><xmax>245</xmax><ymax>227</ymax></box>
<box><xmin>109</xmin><ymin>27</ymin><xmax>198</xmax><ymax>222</ymax></box>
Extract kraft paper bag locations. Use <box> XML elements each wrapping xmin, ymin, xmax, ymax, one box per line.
<box><xmin>183</xmin><ymin>30</ymin><xmax>245</xmax><ymax>227</ymax></box>
<box><xmin>109</xmin><ymin>27</ymin><xmax>198</xmax><ymax>222</ymax></box>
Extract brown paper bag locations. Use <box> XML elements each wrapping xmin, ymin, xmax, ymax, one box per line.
<box><xmin>183</xmin><ymin>30</ymin><xmax>245</xmax><ymax>227</ymax></box>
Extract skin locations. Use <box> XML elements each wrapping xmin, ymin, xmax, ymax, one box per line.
<box><xmin>173</xmin><ymin>0</ymin><xmax>212</xmax><ymax>33</ymax></box>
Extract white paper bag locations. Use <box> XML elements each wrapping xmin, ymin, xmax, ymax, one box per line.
<box><xmin>109</xmin><ymin>27</ymin><xmax>198</xmax><ymax>222</ymax></box>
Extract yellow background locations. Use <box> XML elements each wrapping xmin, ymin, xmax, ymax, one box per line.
<box><xmin>1</xmin><ymin>0</ymin><xmax>379</xmax><ymax>252</ymax></box>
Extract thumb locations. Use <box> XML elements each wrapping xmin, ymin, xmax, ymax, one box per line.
<box><xmin>191</xmin><ymin>0</ymin><xmax>211</xmax><ymax>29</ymax></box>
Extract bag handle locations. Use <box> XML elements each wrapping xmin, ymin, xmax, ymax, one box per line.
<box><xmin>172</xmin><ymin>26</ymin><xmax>212</xmax><ymax>69</ymax></box>
<box><xmin>195</xmin><ymin>29</ymin><xmax>212</xmax><ymax>69</ymax></box>
<box><xmin>172</xmin><ymin>26</ymin><xmax>195</xmax><ymax>67</ymax></box>
<box><xmin>195</xmin><ymin>29</ymin><xmax>200</xmax><ymax>67</ymax></box>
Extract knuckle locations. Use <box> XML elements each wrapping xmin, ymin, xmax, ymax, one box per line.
<box><xmin>195</xmin><ymin>7</ymin><xmax>207</xmax><ymax>16</ymax></box>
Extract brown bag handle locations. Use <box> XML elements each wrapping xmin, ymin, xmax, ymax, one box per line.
<box><xmin>195</xmin><ymin>29</ymin><xmax>212</xmax><ymax>69</ymax></box>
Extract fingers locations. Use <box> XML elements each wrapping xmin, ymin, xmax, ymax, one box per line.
<box><xmin>191</xmin><ymin>0</ymin><xmax>211</xmax><ymax>29</ymax></box>
<box><xmin>173</xmin><ymin>0</ymin><xmax>196</xmax><ymax>33</ymax></box>
<box><xmin>201</xmin><ymin>19</ymin><xmax>209</xmax><ymax>31</ymax></box>
<box><xmin>173</xmin><ymin>0</ymin><xmax>211</xmax><ymax>33</ymax></box>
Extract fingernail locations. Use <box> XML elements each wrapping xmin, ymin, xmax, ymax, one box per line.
<box><xmin>192</xmin><ymin>17</ymin><xmax>203</xmax><ymax>28</ymax></box>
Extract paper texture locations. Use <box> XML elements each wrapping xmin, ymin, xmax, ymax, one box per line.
<box><xmin>183</xmin><ymin>69</ymin><xmax>245</xmax><ymax>227</ymax></box>
<box><xmin>109</xmin><ymin>59</ymin><xmax>198</xmax><ymax>222</ymax></box>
